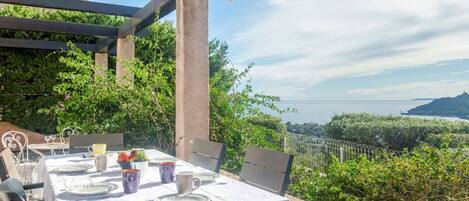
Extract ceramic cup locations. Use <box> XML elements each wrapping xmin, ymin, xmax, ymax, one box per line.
<box><xmin>94</xmin><ymin>154</ymin><xmax>107</xmax><ymax>172</ymax></box>
<box><xmin>159</xmin><ymin>161</ymin><xmax>176</xmax><ymax>184</ymax></box>
<box><xmin>131</xmin><ymin>161</ymin><xmax>148</xmax><ymax>176</ymax></box>
<box><xmin>87</xmin><ymin>144</ymin><xmax>107</xmax><ymax>155</ymax></box>
<box><xmin>122</xmin><ymin>169</ymin><xmax>140</xmax><ymax>194</ymax></box>
<box><xmin>176</xmin><ymin>171</ymin><xmax>201</xmax><ymax>196</ymax></box>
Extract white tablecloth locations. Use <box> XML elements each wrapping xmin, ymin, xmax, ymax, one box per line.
<box><xmin>34</xmin><ymin>150</ymin><xmax>289</xmax><ymax>201</ymax></box>
<box><xmin>28</xmin><ymin>143</ymin><xmax>69</xmax><ymax>151</ymax></box>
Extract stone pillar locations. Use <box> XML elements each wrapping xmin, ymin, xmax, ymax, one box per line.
<box><xmin>116</xmin><ymin>38</ymin><xmax>135</xmax><ymax>85</ymax></box>
<box><xmin>175</xmin><ymin>0</ymin><xmax>209</xmax><ymax>160</ymax></box>
<box><xmin>94</xmin><ymin>52</ymin><xmax>108</xmax><ymax>77</ymax></box>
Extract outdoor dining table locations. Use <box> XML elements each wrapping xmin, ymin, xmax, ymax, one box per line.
<box><xmin>28</xmin><ymin>143</ymin><xmax>70</xmax><ymax>156</ymax></box>
<box><xmin>33</xmin><ymin>149</ymin><xmax>289</xmax><ymax>201</ymax></box>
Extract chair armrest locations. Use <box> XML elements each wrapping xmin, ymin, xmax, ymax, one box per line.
<box><xmin>22</xmin><ymin>182</ymin><xmax>43</xmax><ymax>190</ymax></box>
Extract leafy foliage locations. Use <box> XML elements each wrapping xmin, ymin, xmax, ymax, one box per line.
<box><xmin>326</xmin><ymin>113</ymin><xmax>469</xmax><ymax>150</ymax></box>
<box><xmin>286</xmin><ymin>122</ymin><xmax>326</xmax><ymax>137</ymax></box>
<box><xmin>427</xmin><ymin>133</ymin><xmax>469</xmax><ymax>148</ymax></box>
<box><xmin>0</xmin><ymin>5</ymin><xmax>124</xmax><ymax>133</ymax></box>
<box><xmin>39</xmin><ymin>22</ymin><xmax>178</xmax><ymax>152</ymax></box>
<box><xmin>208</xmin><ymin>39</ymin><xmax>287</xmax><ymax>172</ymax></box>
<box><xmin>290</xmin><ymin>145</ymin><xmax>469</xmax><ymax>201</ymax></box>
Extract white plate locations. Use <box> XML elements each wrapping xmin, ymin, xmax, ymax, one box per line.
<box><xmin>157</xmin><ymin>193</ymin><xmax>210</xmax><ymax>201</ymax></box>
<box><xmin>66</xmin><ymin>183</ymin><xmax>117</xmax><ymax>196</ymax></box>
<box><xmin>57</xmin><ymin>164</ymin><xmax>93</xmax><ymax>173</ymax></box>
<box><xmin>68</xmin><ymin>158</ymin><xmax>94</xmax><ymax>162</ymax></box>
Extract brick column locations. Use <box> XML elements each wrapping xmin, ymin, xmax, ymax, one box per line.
<box><xmin>175</xmin><ymin>0</ymin><xmax>209</xmax><ymax>160</ymax></box>
<box><xmin>94</xmin><ymin>52</ymin><xmax>108</xmax><ymax>77</ymax></box>
<box><xmin>116</xmin><ymin>38</ymin><xmax>135</xmax><ymax>85</ymax></box>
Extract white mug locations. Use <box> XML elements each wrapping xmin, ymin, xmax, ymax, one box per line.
<box><xmin>94</xmin><ymin>154</ymin><xmax>107</xmax><ymax>172</ymax></box>
<box><xmin>176</xmin><ymin>171</ymin><xmax>201</xmax><ymax>196</ymax></box>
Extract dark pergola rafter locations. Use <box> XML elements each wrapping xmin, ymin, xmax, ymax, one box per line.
<box><xmin>97</xmin><ymin>0</ymin><xmax>175</xmax><ymax>52</ymax></box>
<box><xmin>0</xmin><ymin>16</ymin><xmax>118</xmax><ymax>37</ymax></box>
<box><xmin>0</xmin><ymin>0</ymin><xmax>176</xmax><ymax>53</ymax></box>
<box><xmin>0</xmin><ymin>0</ymin><xmax>140</xmax><ymax>17</ymax></box>
<box><xmin>0</xmin><ymin>37</ymin><xmax>98</xmax><ymax>52</ymax></box>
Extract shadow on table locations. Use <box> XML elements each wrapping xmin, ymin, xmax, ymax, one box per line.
<box><xmin>101</xmin><ymin>177</ymin><xmax>122</xmax><ymax>183</ymax></box>
<box><xmin>89</xmin><ymin>169</ymin><xmax>121</xmax><ymax>177</ymax></box>
<box><xmin>56</xmin><ymin>191</ymin><xmax>125</xmax><ymax>200</ymax></box>
<box><xmin>140</xmin><ymin>181</ymin><xmax>162</xmax><ymax>189</ymax></box>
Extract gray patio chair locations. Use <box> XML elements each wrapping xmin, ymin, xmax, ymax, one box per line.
<box><xmin>188</xmin><ymin>139</ymin><xmax>226</xmax><ymax>173</ymax></box>
<box><xmin>69</xmin><ymin>133</ymin><xmax>124</xmax><ymax>153</ymax></box>
<box><xmin>0</xmin><ymin>178</ymin><xmax>43</xmax><ymax>201</ymax></box>
<box><xmin>239</xmin><ymin>147</ymin><xmax>294</xmax><ymax>196</ymax></box>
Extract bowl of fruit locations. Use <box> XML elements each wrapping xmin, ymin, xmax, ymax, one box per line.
<box><xmin>117</xmin><ymin>152</ymin><xmax>132</xmax><ymax>169</ymax></box>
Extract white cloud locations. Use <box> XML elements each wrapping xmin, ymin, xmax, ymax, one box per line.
<box><xmin>230</xmin><ymin>0</ymin><xmax>469</xmax><ymax>98</ymax></box>
<box><xmin>347</xmin><ymin>80</ymin><xmax>469</xmax><ymax>99</ymax></box>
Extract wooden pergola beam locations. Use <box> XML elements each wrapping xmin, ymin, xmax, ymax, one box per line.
<box><xmin>96</xmin><ymin>0</ymin><xmax>175</xmax><ymax>53</ymax></box>
<box><xmin>118</xmin><ymin>0</ymin><xmax>176</xmax><ymax>37</ymax></box>
<box><xmin>0</xmin><ymin>16</ymin><xmax>118</xmax><ymax>37</ymax></box>
<box><xmin>0</xmin><ymin>0</ymin><xmax>140</xmax><ymax>17</ymax></box>
<box><xmin>0</xmin><ymin>37</ymin><xmax>97</xmax><ymax>52</ymax></box>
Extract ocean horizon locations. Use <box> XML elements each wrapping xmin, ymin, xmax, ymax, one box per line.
<box><xmin>271</xmin><ymin>99</ymin><xmax>466</xmax><ymax>124</ymax></box>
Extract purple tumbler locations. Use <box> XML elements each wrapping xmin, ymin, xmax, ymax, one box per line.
<box><xmin>122</xmin><ymin>169</ymin><xmax>140</xmax><ymax>194</ymax></box>
<box><xmin>159</xmin><ymin>162</ymin><xmax>176</xmax><ymax>183</ymax></box>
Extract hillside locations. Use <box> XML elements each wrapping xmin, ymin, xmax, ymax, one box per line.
<box><xmin>405</xmin><ymin>92</ymin><xmax>469</xmax><ymax>120</ymax></box>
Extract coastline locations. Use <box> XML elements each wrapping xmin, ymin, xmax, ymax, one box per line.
<box><xmin>402</xmin><ymin>114</ymin><xmax>469</xmax><ymax>122</ymax></box>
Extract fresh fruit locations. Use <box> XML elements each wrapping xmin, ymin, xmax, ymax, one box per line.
<box><xmin>132</xmin><ymin>150</ymin><xmax>148</xmax><ymax>162</ymax></box>
<box><xmin>118</xmin><ymin>152</ymin><xmax>129</xmax><ymax>162</ymax></box>
<box><xmin>129</xmin><ymin>150</ymin><xmax>138</xmax><ymax>158</ymax></box>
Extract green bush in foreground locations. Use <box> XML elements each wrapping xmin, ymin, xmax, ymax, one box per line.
<box><xmin>326</xmin><ymin>113</ymin><xmax>469</xmax><ymax>150</ymax></box>
<box><xmin>289</xmin><ymin>145</ymin><xmax>469</xmax><ymax>201</ymax></box>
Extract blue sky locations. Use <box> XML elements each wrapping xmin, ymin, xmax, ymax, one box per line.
<box><xmin>97</xmin><ymin>0</ymin><xmax>469</xmax><ymax>100</ymax></box>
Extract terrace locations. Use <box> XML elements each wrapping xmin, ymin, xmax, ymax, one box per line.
<box><xmin>0</xmin><ymin>1</ymin><xmax>468</xmax><ymax>201</ymax></box>
<box><xmin>0</xmin><ymin>0</ymin><xmax>299</xmax><ymax>200</ymax></box>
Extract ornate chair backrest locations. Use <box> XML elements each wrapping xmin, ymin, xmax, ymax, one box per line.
<box><xmin>1</xmin><ymin>131</ymin><xmax>29</xmax><ymax>163</ymax></box>
<box><xmin>59</xmin><ymin>127</ymin><xmax>79</xmax><ymax>143</ymax></box>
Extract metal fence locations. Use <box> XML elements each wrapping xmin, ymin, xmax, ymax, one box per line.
<box><xmin>284</xmin><ymin>133</ymin><xmax>399</xmax><ymax>170</ymax></box>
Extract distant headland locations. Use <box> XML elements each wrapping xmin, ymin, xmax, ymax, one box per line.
<box><xmin>404</xmin><ymin>92</ymin><xmax>469</xmax><ymax>120</ymax></box>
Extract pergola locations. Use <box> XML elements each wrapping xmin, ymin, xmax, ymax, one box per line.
<box><xmin>0</xmin><ymin>0</ymin><xmax>209</xmax><ymax>160</ymax></box>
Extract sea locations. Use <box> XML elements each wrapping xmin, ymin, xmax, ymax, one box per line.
<box><xmin>271</xmin><ymin>100</ymin><xmax>467</xmax><ymax>124</ymax></box>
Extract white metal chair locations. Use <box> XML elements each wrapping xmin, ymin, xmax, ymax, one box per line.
<box><xmin>1</xmin><ymin>131</ymin><xmax>36</xmax><ymax>183</ymax></box>
<box><xmin>55</xmin><ymin>127</ymin><xmax>79</xmax><ymax>155</ymax></box>
<box><xmin>59</xmin><ymin>127</ymin><xmax>79</xmax><ymax>144</ymax></box>
<box><xmin>1</xmin><ymin>131</ymin><xmax>30</xmax><ymax>164</ymax></box>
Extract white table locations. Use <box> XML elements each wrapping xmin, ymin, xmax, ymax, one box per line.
<box><xmin>28</xmin><ymin>143</ymin><xmax>69</xmax><ymax>156</ymax></box>
<box><xmin>34</xmin><ymin>149</ymin><xmax>289</xmax><ymax>201</ymax></box>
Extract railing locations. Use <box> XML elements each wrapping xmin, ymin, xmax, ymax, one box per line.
<box><xmin>284</xmin><ymin>133</ymin><xmax>399</xmax><ymax>170</ymax></box>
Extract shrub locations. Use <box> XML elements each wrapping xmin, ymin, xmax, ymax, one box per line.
<box><xmin>289</xmin><ymin>145</ymin><xmax>469</xmax><ymax>201</ymax></box>
<box><xmin>326</xmin><ymin>113</ymin><xmax>469</xmax><ymax>150</ymax></box>
<box><xmin>0</xmin><ymin>5</ymin><xmax>124</xmax><ymax>133</ymax></box>
<box><xmin>427</xmin><ymin>133</ymin><xmax>469</xmax><ymax>148</ymax></box>
<box><xmin>286</xmin><ymin>122</ymin><xmax>326</xmax><ymax>137</ymax></box>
